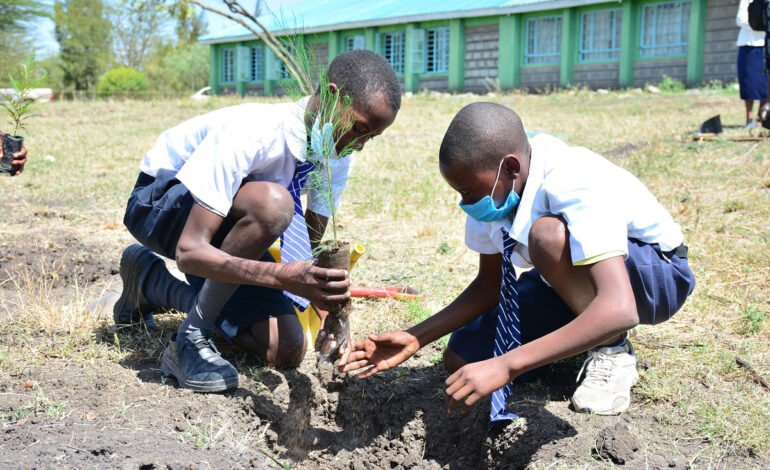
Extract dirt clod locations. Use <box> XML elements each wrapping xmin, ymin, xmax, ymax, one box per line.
<box><xmin>594</xmin><ymin>423</ymin><xmax>640</xmax><ymax>464</ymax></box>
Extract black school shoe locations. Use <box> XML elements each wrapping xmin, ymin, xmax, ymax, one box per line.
<box><xmin>113</xmin><ymin>243</ymin><xmax>162</xmax><ymax>328</ymax></box>
<box><xmin>161</xmin><ymin>331</ymin><xmax>239</xmax><ymax>393</ymax></box>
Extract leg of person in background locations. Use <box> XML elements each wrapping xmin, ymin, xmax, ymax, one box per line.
<box><xmin>743</xmin><ymin>100</ymin><xmax>762</xmax><ymax>127</ymax></box>
<box><xmin>745</xmin><ymin>100</ymin><xmax>755</xmax><ymax>127</ymax></box>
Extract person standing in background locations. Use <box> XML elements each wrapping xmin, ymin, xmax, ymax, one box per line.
<box><xmin>737</xmin><ymin>0</ymin><xmax>767</xmax><ymax>129</ymax></box>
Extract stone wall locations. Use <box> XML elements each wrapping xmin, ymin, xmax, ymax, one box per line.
<box><xmin>573</xmin><ymin>62</ymin><xmax>620</xmax><ymax>89</ymax></box>
<box><xmin>520</xmin><ymin>66</ymin><xmax>560</xmax><ymax>90</ymax></box>
<box><xmin>633</xmin><ymin>59</ymin><xmax>688</xmax><ymax>87</ymax></box>
<box><xmin>464</xmin><ymin>24</ymin><xmax>500</xmax><ymax>93</ymax></box>
<box><xmin>703</xmin><ymin>0</ymin><xmax>740</xmax><ymax>84</ymax></box>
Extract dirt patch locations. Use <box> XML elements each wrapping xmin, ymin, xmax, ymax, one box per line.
<box><xmin>594</xmin><ymin>423</ymin><xmax>641</xmax><ymax>464</ymax></box>
<box><xmin>0</xmin><ymin>232</ymin><xmax>766</xmax><ymax>469</ymax></box>
<box><xmin>0</xmin><ymin>234</ymin><xmax>119</xmax><ymax>289</ymax></box>
<box><xmin>606</xmin><ymin>142</ymin><xmax>642</xmax><ymax>160</ymax></box>
<box><xmin>1</xmin><ymin>306</ymin><xmax>766</xmax><ymax>469</ymax></box>
<box><xmin>3</xmin><ymin>421</ymin><xmax>275</xmax><ymax>469</ymax></box>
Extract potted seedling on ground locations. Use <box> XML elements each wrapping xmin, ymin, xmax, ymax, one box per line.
<box><xmin>1</xmin><ymin>57</ymin><xmax>45</xmax><ymax>175</ymax></box>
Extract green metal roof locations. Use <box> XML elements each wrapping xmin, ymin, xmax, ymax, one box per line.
<box><xmin>200</xmin><ymin>0</ymin><xmax>615</xmax><ymax>44</ymax></box>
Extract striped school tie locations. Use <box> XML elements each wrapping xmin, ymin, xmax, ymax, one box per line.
<box><xmin>489</xmin><ymin>228</ymin><xmax>521</xmax><ymax>429</ymax></box>
<box><xmin>280</xmin><ymin>159</ymin><xmax>316</xmax><ymax>308</ymax></box>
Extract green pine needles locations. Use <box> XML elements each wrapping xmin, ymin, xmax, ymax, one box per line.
<box><xmin>281</xmin><ymin>34</ymin><xmax>357</xmax><ymax>245</ymax></box>
<box><xmin>189</xmin><ymin>0</ymin><xmax>358</xmax><ymax>248</ymax></box>
<box><xmin>2</xmin><ymin>56</ymin><xmax>46</xmax><ymax>137</ymax></box>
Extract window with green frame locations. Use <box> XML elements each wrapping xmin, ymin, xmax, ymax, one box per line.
<box><xmin>249</xmin><ymin>45</ymin><xmax>264</xmax><ymax>81</ymax></box>
<box><xmin>425</xmin><ymin>26</ymin><xmax>449</xmax><ymax>73</ymax></box>
<box><xmin>525</xmin><ymin>16</ymin><xmax>562</xmax><ymax>65</ymax></box>
<box><xmin>265</xmin><ymin>44</ymin><xmax>294</xmax><ymax>80</ymax></box>
<box><xmin>640</xmin><ymin>1</ymin><xmax>691</xmax><ymax>57</ymax></box>
<box><xmin>345</xmin><ymin>35</ymin><xmax>365</xmax><ymax>51</ymax></box>
<box><xmin>579</xmin><ymin>9</ymin><xmax>622</xmax><ymax>62</ymax></box>
<box><xmin>222</xmin><ymin>48</ymin><xmax>235</xmax><ymax>83</ymax></box>
<box><xmin>380</xmin><ymin>31</ymin><xmax>405</xmax><ymax>74</ymax></box>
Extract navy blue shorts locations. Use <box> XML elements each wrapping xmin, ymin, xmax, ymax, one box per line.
<box><xmin>448</xmin><ymin>239</ymin><xmax>696</xmax><ymax>363</ymax></box>
<box><xmin>123</xmin><ymin>171</ymin><xmax>296</xmax><ymax>336</ymax></box>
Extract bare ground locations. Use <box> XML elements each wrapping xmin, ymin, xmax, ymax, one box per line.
<box><xmin>1</xmin><ymin>93</ymin><xmax>768</xmax><ymax>469</ymax></box>
<box><xmin>0</xmin><ymin>228</ymin><xmax>765</xmax><ymax>470</ymax></box>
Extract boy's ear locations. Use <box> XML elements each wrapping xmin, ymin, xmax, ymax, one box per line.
<box><xmin>502</xmin><ymin>154</ymin><xmax>521</xmax><ymax>177</ymax></box>
<box><xmin>327</xmin><ymin>82</ymin><xmax>340</xmax><ymax>94</ymax></box>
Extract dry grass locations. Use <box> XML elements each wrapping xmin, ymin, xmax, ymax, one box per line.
<box><xmin>0</xmin><ymin>88</ymin><xmax>768</xmax><ymax>461</ymax></box>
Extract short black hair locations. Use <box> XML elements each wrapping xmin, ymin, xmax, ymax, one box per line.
<box><xmin>439</xmin><ymin>102</ymin><xmax>529</xmax><ymax>171</ymax></box>
<box><xmin>325</xmin><ymin>50</ymin><xmax>401</xmax><ymax>113</ymax></box>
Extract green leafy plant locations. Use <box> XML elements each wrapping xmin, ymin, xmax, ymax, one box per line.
<box><xmin>2</xmin><ymin>56</ymin><xmax>46</xmax><ymax>137</ymax></box>
<box><xmin>658</xmin><ymin>75</ymin><xmax>685</xmax><ymax>93</ymax></box>
<box><xmin>97</xmin><ymin>66</ymin><xmax>148</xmax><ymax>97</ymax></box>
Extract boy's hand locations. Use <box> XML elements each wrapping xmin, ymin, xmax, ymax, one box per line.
<box><xmin>445</xmin><ymin>356</ymin><xmax>513</xmax><ymax>412</ymax></box>
<box><xmin>339</xmin><ymin>330</ymin><xmax>420</xmax><ymax>378</ymax></box>
<box><xmin>280</xmin><ymin>261</ymin><xmax>350</xmax><ymax>311</ymax></box>
<box><xmin>0</xmin><ymin>130</ymin><xmax>28</xmax><ymax>176</ymax></box>
<box><xmin>315</xmin><ymin>308</ymin><xmax>352</xmax><ymax>364</ymax></box>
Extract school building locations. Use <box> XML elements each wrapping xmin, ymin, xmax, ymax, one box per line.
<box><xmin>199</xmin><ymin>0</ymin><xmax>741</xmax><ymax>95</ymax></box>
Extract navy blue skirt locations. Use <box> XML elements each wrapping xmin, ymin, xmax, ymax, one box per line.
<box><xmin>737</xmin><ymin>46</ymin><xmax>768</xmax><ymax>100</ymax></box>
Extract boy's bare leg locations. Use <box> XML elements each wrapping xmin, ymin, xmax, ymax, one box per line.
<box><xmin>232</xmin><ymin>315</ymin><xmax>307</xmax><ymax>369</ymax></box>
<box><xmin>526</xmin><ymin>215</ymin><xmax>637</xmax><ymax>414</ymax></box>
<box><xmin>443</xmin><ymin>215</ymin><xmax>635</xmax><ymax>414</ymax></box>
<box><xmin>161</xmin><ymin>181</ymin><xmax>296</xmax><ymax>392</ymax></box>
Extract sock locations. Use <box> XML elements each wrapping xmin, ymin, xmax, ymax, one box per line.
<box><xmin>143</xmin><ymin>263</ymin><xmax>196</xmax><ymax>313</ymax></box>
<box><xmin>177</xmin><ymin>279</ymin><xmax>239</xmax><ymax>340</ymax></box>
<box><xmin>599</xmin><ymin>332</ymin><xmax>628</xmax><ymax>349</ymax></box>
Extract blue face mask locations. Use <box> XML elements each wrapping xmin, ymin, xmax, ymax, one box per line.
<box><xmin>459</xmin><ymin>158</ymin><xmax>520</xmax><ymax>222</ymax></box>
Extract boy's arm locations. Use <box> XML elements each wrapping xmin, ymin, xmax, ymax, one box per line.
<box><xmin>176</xmin><ymin>202</ymin><xmax>349</xmax><ymax>310</ymax></box>
<box><xmin>306</xmin><ymin>209</ymin><xmax>328</xmax><ymax>252</ymax></box>
<box><xmin>0</xmin><ymin>129</ymin><xmax>28</xmax><ymax>175</ymax></box>
<box><xmin>445</xmin><ymin>255</ymin><xmax>639</xmax><ymax>410</ymax></box>
<box><xmin>340</xmin><ymin>253</ymin><xmax>503</xmax><ymax>377</ymax></box>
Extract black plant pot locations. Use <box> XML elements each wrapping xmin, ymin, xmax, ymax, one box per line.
<box><xmin>1</xmin><ymin>134</ymin><xmax>23</xmax><ymax>175</ymax></box>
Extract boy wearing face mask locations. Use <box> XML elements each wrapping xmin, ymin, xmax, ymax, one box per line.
<box><xmin>341</xmin><ymin>102</ymin><xmax>695</xmax><ymax>421</ymax></box>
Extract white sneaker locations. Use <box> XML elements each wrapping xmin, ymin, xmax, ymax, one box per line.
<box><xmin>571</xmin><ymin>340</ymin><xmax>639</xmax><ymax>415</ymax></box>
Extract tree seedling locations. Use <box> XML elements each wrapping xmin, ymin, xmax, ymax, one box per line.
<box><xmin>1</xmin><ymin>56</ymin><xmax>45</xmax><ymax>175</ymax></box>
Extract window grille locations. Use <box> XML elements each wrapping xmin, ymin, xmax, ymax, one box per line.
<box><xmin>525</xmin><ymin>16</ymin><xmax>562</xmax><ymax>65</ymax></box>
<box><xmin>380</xmin><ymin>31</ymin><xmax>406</xmax><ymax>74</ymax></box>
<box><xmin>222</xmin><ymin>48</ymin><xmax>235</xmax><ymax>82</ymax></box>
<box><xmin>579</xmin><ymin>9</ymin><xmax>622</xmax><ymax>62</ymax></box>
<box><xmin>640</xmin><ymin>1</ymin><xmax>691</xmax><ymax>57</ymax></box>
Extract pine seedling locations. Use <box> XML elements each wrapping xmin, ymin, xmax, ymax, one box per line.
<box><xmin>1</xmin><ymin>56</ymin><xmax>46</xmax><ymax>137</ymax></box>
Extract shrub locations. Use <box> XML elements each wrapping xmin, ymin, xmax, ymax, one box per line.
<box><xmin>97</xmin><ymin>67</ymin><xmax>148</xmax><ymax>97</ymax></box>
<box><xmin>658</xmin><ymin>75</ymin><xmax>685</xmax><ymax>93</ymax></box>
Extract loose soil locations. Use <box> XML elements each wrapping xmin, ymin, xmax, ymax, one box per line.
<box><xmin>1</xmin><ymin>231</ymin><xmax>766</xmax><ymax>469</ymax></box>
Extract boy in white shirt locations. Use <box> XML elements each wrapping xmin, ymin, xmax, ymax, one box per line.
<box><xmin>341</xmin><ymin>103</ymin><xmax>695</xmax><ymax>419</ymax></box>
<box><xmin>115</xmin><ymin>51</ymin><xmax>400</xmax><ymax>393</ymax></box>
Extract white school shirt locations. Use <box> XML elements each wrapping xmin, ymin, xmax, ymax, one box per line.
<box><xmin>465</xmin><ymin>133</ymin><xmax>684</xmax><ymax>269</ymax></box>
<box><xmin>139</xmin><ymin>97</ymin><xmax>350</xmax><ymax>218</ymax></box>
<box><xmin>737</xmin><ymin>0</ymin><xmax>765</xmax><ymax>47</ymax></box>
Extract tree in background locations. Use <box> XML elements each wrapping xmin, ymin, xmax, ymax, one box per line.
<box><xmin>111</xmin><ymin>0</ymin><xmax>169</xmax><ymax>70</ymax></box>
<box><xmin>0</xmin><ymin>0</ymin><xmax>48</xmax><ymax>86</ymax></box>
<box><xmin>0</xmin><ymin>0</ymin><xmax>48</xmax><ymax>33</ymax></box>
<box><xmin>142</xmin><ymin>3</ymin><xmax>209</xmax><ymax>94</ymax></box>
<box><xmin>173</xmin><ymin>7</ymin><xmax>207</xmax><ymax>45</ymax></box>
<box><xmin>145</xmin><ymin>42</ymin><xmax>209</xmax><ymax>93</ymax></box>
<box><xmin>54</xmin><ymin>0</ymin><xmax>112</xmax><ymax>90</ymax></box>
